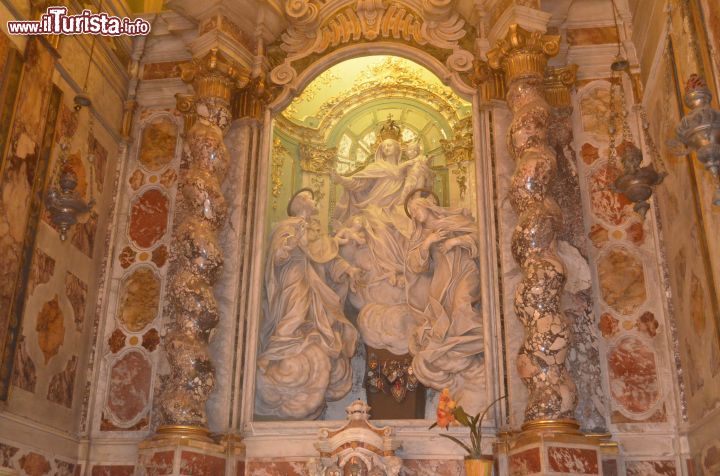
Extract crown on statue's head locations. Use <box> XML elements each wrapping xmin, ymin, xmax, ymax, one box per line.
<box><xmin>378</xmin><ymin>114</ymin><xmax>402</xmax><ymax>141</ymax></box>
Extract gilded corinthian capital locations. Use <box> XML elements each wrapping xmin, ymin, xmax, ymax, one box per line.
<box><xmin>487</xmin><ymin>24</ymin><xmax>560</xmax><ymax>82</ymax></box>
<box><xmin>180</xmin><ymin>48</ymin><xmax>250</xmax><ymax>104</ymax></box>
<box><xmin>544</xmin><ymin>64</ymin><xmax>578</xmax><ymax>108</ymax></box>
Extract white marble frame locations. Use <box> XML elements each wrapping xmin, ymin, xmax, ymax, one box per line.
<box><xmin>236</xmin><ymin>42</ymin><xmax>506</xmax><ymax>458</ymax></box>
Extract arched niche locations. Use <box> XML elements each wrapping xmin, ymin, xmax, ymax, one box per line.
<box><xmin>237</xmin><ymin>44</ymin><xmax>502</xmax><ymax>459</ymax></box>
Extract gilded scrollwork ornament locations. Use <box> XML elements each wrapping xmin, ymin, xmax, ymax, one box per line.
<box><xmin>271</xmin><ymin>0</ymin><xmax>475</xmax><ymax>88</ymax></box>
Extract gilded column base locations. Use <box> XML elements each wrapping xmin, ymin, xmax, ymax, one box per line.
<box><xmin>521</xmin><ymin>418</ymin><xmax>581</xmax><ymax>435</ymax></box>
<box><xmin>153</xmin><ymin>424</ymin><xmax>213</xmax><ymax>443</ymax></box>
<box><xmin>138</xmin><ymin>429</ymin><xmax>234</xmax><ymax>476</ymax></box>
<box><xmin>496</xmin><ymin>423</ymin><xmax>618</xmax><ymax>476</ymax></box>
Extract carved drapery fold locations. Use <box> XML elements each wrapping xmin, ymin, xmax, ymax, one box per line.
<box><xmin>488</xmin><ymin>25</ymin><xmax>579</xmax><ymax>426</ymax></box>
<box><xmin>156</xmin><ymin>49</ymin><xmax>248</xmax><ymax>437</ymax></box>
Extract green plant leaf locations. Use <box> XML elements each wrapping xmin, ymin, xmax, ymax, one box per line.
<box><xmin>454</xmin><ymin>406</ymin><xmax>471</xmax><ymax>427</ymax></box>
<box><xmin>477</xmin><ymin>394</ymin><xmax>507</xmax><ymax>428</ymax></box>
<box><xmin>438</xmin><ymin>433</ymin><xmax>473</xmax><ymax>455</ymax></box>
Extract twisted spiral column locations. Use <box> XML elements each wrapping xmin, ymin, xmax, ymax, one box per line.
<box><xmin>156</xmin><ymin>49</ymin><xmax>247</xmax><ymax>439</ymax></box>
<box><xmin>488</xmin><ymin>25</ymin><xmax>578</xmax><ymax>427</ymax></box>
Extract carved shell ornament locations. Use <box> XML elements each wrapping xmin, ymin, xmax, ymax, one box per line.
<box><xmin>270</xmin><ymin>0</ymin><xmax>476</xmax><ymax>87</ymax></box>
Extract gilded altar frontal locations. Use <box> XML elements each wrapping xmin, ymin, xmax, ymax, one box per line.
<box><xmin>1</xmin><ymin>0</ymin><xmax>720</xmax><ymax>474</ymax></box>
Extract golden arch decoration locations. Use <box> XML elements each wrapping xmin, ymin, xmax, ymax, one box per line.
<box><xmin>269</xmin><ymin>0</ymin><xmax>477</xmax><ymax>91</ymax></box>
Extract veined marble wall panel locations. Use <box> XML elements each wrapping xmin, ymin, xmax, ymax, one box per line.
<box><xmin>572</xmin><ymin>80</ymin><xmax>682</xmax><ymax>457</ymax></box>
<box><xmin>0</xmin><ymin>38</ymin><xmax>55</xmax><ymax>394</ymax></box>
<box><xmin>0</xmin><ymin>438</ymin><xmax>81</xmax><ymax>475</ymax></box>
<box><xmin>0</xmin><ymin>29</ymin><xmax>125</xmax><ymax>476</ymax></box>
<box><xmin>5</xmin><ymin>77</ymin><xmax>121</xmax><ymax>437</ymax></box>
<box><xmin>640</xmin><ymin>18</ymin><xmax>720</xmax><ymax>474</ymax></box>
<box><xmin>90</xmin><ymin>110</ymin><xmax>182</xmax><ymax>438</ymax></box>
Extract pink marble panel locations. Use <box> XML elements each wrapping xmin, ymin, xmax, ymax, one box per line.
<box><xmin>11</xmin><ymin>335</ymin><xmax>36</xmax><ymax>392</ymax></box>
<box><xmin>142</xmin><ymin>61</ymin><xmax>184</xmax><ymax>80</ymax></box>
<box><xmin>129</xmin><ymin>169</ymin><xmax>145</xmax><ymax>190</ymax></box>
<box><xmin>128</xmin><ymin>189</ymin><xmax>169</xmax><ymax>249</ymax></box>
<box><xmin>36</xmin><ymin>295</ymin><xmax>65</xmax><ymax>364</ymax></box>
<box><xmin>91</xmin><ymin>465</ymin><xmax>135</xmax><ymax>476</ymax></box>
<box><xmin>599</xmin><ymin>313</ymin><xmax>619</xmax><ymax>339</ymax></box>
<box><xmin>19</xmin><ymin>452</ymin><xmax>51</xmax><ymax>476</ymax></box>
<box><xmin>160</xmin><ymin>168</ymin><xmax>177</xmax><ymax>188</ymax></box>
<box><xmin>70</xmin><ymin>210</ymin><xmax>98</xmax><ymax>257</ymax></box>
<box><xmin>142</xmin><ymin>328</ymin><xmax>160</xmax><ymax>352</ymax></box>
<box><xmin>608</xmin><ymin>336</ymin><xmax>660</xmax><ymax>414</ymax></box>
<box><xmin>0</xmin><ymin>442</ymin><xmax>19</xmax><ymax>467</ymax></box>
<box><xmin>138</xmin><ymin>119</ymin><xmax>177</xmax><ymax>171</ymax></box>
<box><xmin>65</xmin><ymin>272</ymin><xmax>87</xmax><ymax>331</ymax></box>
<box><xmin>598</xmin><ymin>248</ymin><xmax>646</xmax><ymax>315</ymax></box>
<box><xmin>701</xmin><ymin>441</ymin><xmax>720</xmax><ymax>475</ymax></box>
<box><xmin>0</xmin><ymin>38</ymin><xmax>55</xmax><ymax>366</ymax></box>
<box><xmin>144</xmin><ymin>450</ymin><xmax>174</xmax><ymax>476</ymax></box>
<box><xmin>89</xmin><ymin>133</ymin><xmax>108</xmax><ymax>193</ymax></box>
<box><xmin>509</xmin><ymin>447</ymin><xmax>541</xmax><ymax>476</ymax></box>
<box><xmin>625</xmin><ymin>222</ymin><xmax>645</xmax><ymax>245</ymax></box>
<box><xmin>589</xmin><ymin>223</ymin><xmax>608</xmax><ymax>248</ymax></box>
<box><xmin>47</xmin><ymin>355</ymin><xmax>77</xmax><ymax>407</ymax></box>
<box><xmin>589</xmin><ymin>163</ymin><xmax>635</xmax><ymax>226</ymax></box>
<box><xmin>108</xmin><ymin>328</ymin><xmax>126</xmax><ymax>353</ymax></box>
<box><xmin>637</xmin><ymin>311</ymin><xmax>659</xmax><ymax>338</ymax></box>
<box><xmin>55</xmin><ymin>103</ymin><xmax>79</xmax><ymax>142</ymax></box>
<box><xmin>55</xmin><ymin>459</ymin><xmax>78</xmax><ymax>476</ymax></box>
<box><xmin>27</xmin><ymin>248</ymin><xmax>54</xmax><ymax>297</ymax></box>
<box><xmin>119</xmin><ymin>246</ymin><xmax>136</xmax><ymax>269</ymax></box>
<box><xmin>152</xmin><ymin>244</ymin><xmax>168</xmax><ymax>268</ymax></box>
<box><xmin>547</xmin><ymin>447</ymin><xmax>598</xmax><ymax>474</ymax></box>
<box><xmin>626</xmin><ymin>460</ymin><xmax>677</xmax><ymax>476</ymax></box>
<box><xmin>106</xmin><ymin>350</ymin><xmax>152</xmax><ymax>424</ymax></box>
<box><xmin>403</xmin><ymin>459</ymin><xmax>464</xmax><ymax>475</ymax></box>
<box><xmin>245</xmin><ymin>460</ymin><xmax>309</xmax><ymax>476</ymax></box>
<box><xmin>566</xmin><ymin>26</ymin><xmax>619</xmax><ymax>45</ymax></box>
<box><xmin>581</xmin><ymin>143</ymin><xmax>599</xmax><ymax>165</ymax></box>
<box><xmin>179</xmin><ymin>451</ymin><xmax>225</xmax><ymax>476</ymax></box>
<box><xmin>117</xmin><ymin>266</ymin><xmax>160</xmax><ymax>332</ymax></box>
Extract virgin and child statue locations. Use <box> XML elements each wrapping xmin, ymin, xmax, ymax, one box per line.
<box><xmin>256</xmin><ymin>127</ymin><xmax>485</xmax><ymax>420</ymax></box>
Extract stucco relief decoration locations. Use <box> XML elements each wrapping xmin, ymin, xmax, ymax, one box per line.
<box><xmin>271</xmin><ymin>0</ymin><xmax>475</xmax><ymax>87</ymax></box>
<box><xmin>257</xmin><ymin>119</ymin><xmax>485</xmax><ymax>419</ymax></box>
